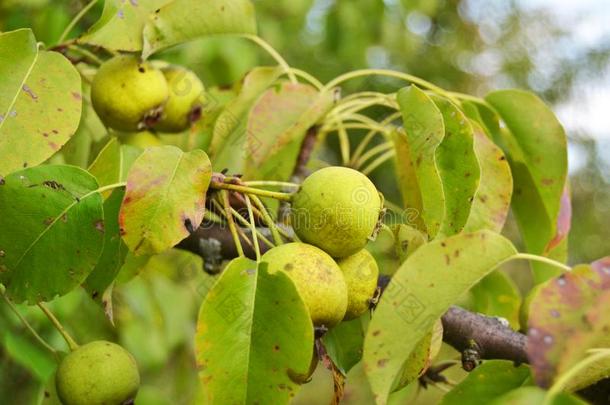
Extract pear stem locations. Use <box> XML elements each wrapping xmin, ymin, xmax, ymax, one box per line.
<box><xmin>37</xmin><ymin>303</ymin><xmax>79</xmax><ymax>352</ymax></box>
<box><xmin>210</xmin><ymin>181</ymin><xmax>294</xmax><ymax>202</ymax></box>
<box><xmin>220</xmin><ymin>191</ymin><xmax>245</xmax><ymax>257</ymax></box>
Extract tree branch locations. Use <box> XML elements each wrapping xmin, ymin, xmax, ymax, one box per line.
<box><xmin>441</xmin><ymin>306</ymin><xmax>528</xmax><ymax>366</ymax></box>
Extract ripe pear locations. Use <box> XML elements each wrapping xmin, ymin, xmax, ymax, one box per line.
<box><xmin>291</xmin><ymin>166</ymin><xmax>383</xmax><ymax>258</ymax></box>
<box><xmin>262</xmin><ymin>243</ymin><xmax>348</xmax><ymax>327</ymax></box>
<box><xmin>337</xmin><ymin>249</ymin><xmax>379</xmax><ymax>320</ymax></box>
<box><xmin>91</xmin><ymin>55</ymin><xmax>169</xmax><ymax>132</ymax></box>
<box><xmin>156</xmin><ymin>66</ymin><xmax>205</xmax><ymax>133</ymax></box>
<box><xmin>55</xmin><ymin>341</ymin><xmax>140</xmax><ymax>405</ymax></box>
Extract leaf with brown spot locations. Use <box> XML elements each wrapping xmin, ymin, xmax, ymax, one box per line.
<box><xmin>244</xmin><ymin>83</ymin><xmax>335</xmax><ymax>182</ymax></box>
<box><xmin>526</xmin><ymin>257</ymin><xmax>610</xmax><ymax>390</ymax></box>
<box><xmin>394</xmin><ymin>86</ymin><xmax>445</xmax><ymax>237</ymax></box>
<box><xmin>119</xmin><ymin>146</ymin><xmax>211</xmax><ymax>255</ymax></box>
<box><xmin>363</xmin><ymin>231</ymin><xmax>517</xmax><ymax>404</ymax></box>
<box><xmin>486</xmin><ymin>89</ymin><xmax>568</xmax><ymax>283</ymax></box>
<box><xmin>196</xmin><ymin>259</ymin><xmax>313</xmax><ymax>404</ymax></box>
<box><xmin>464</xmin><ymin>122</ymin><xmax>513</xmax><ymax>233</ymax></box>
<box><xmin>0</xmin><ymin>29</ymin><xmax>82</xmax><ymax>176</ymax></box>
<box><xmin>432</xmin><ymin>96</ymin><xmax>480</xmax><ymax>238</ymax></box>
<box><xmin>0</xmin><ymin>165</ymin><xmax>104</xmax><ymax>303</ymax></box>
<box><xmin>84</xmin><ymin>189</ymin><xmax>128</xmax><ymax>316</ymax></box>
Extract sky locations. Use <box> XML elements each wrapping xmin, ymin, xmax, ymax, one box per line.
<box><xmin>517</xmin><ymin>0</ymin><xmax>610</xmax><ymax>143</ymax></box>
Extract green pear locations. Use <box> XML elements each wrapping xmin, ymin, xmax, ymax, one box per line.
<box><xmin>156</xmin><ymin>66</ymin><xmax>205</xmax><ymax>133</ymax></box>
<box><xmin>91</xmin><ymin>55</ymin><xmax>169</xmax><ymax>132</ymax></box>
<box><xmin>337</xmin><ymin>249</ymin><xmax>379</xmax><ymax>320</ymax></box>
<box><xmin>121</xmin><ymin>131</ymin><xmax>163</xmax><ymax>149</ymax></box>
<box><xmin>262</xmin><ymin>243</ymin><xmax>348</xmax><ymax>327</ymax></box>
<box><xmin>55</xmin><ymin>341</ymin><xmax>140</xmax><ymax>405</ymax></box>
<box><xmin>291</xmin><ymin>167</ymin><xmax>383</xmax><ymax>258</ymax></box>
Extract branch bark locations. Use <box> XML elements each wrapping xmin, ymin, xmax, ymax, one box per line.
<box><xmin>441</xmin><ymin>305</ymin><xmax>528</xmax><ymax>365</ymax></box>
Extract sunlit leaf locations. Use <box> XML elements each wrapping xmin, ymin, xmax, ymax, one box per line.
<box><xmin>119</xmin><ymin>146</ymin><xmax>211</xmax><ymax>255</ymax></box>
<box><xmin>486</xmin><ymin>90</ymin><xmax>568</xmax><ymax>283</ymax></box>
<box><xmin>142</xmin><ymin>0</ymin><xmax>257</xmax><ymax>58</ymax></box>
<box><xmin>78</xmin><ymin>0</ymin><xmax>169</xmax><ymax>52</ymax></box>
<box><xmin>392</xmin><ymin>320</ymin><xmax>443</xmax><ymax>391</ymax></box>
<box><xmin>209</xmin><ymin>67</ymin><xmax>283</xmax><ymax>173</ymax></box>
<box><xmin>464</xmin><ymin>122</ymin><xmax>512</xmax><ymax>233</ymax></box>
<box><xmin>395</xmin><ymin>85</ymin><xmax>445</xmax><ymax>237</ymax></box>
<box><xmin>196</xmin><ymin>258</ymin><xmax>314</xmax><ymax>404</ymax></box>
<box><xmin>433</xmin><ymin>96</ymin><xmax>480</xmax><ymax>237</ymax></box>
<box><xmin>0</xmin><ymin>29</ymin><xmax>82</xmax><ymax>176</ymax></box>
<box><xmin>244</xmin><ymin>83</ymin><xmax>335</xmax><ymax>181</ymax></box>
<box><xmin>363</xmin><ymin>230</ymin><xmax>517</xmax><ymax>403</ymax></box>
<box><xmin>440</xmin><ymin>360</ymin><xmax>531</xmax><ymax>405</ymax></box>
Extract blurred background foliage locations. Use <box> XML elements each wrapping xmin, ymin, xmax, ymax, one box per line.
<box><xmin>1</xmin><ymin>0</ymin><xmax>608</xmax><ymax>404</ymax></box>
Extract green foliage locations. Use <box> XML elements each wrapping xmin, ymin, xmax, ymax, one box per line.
<box><xmin>0</xmin><ymin>1</ymin><xmax>608</xmax><ymax>404</ymax></box>
<box><xmin>119</xmin><ymin>146</ymin><xmax>212</xmax><ymax>255</ymax></box>
<box><xmin>0</xmin><ymin>29</ymin><xmax>82</xmax><ymax>176</ymax></box>
<box><xmin>196</xmin><ymin>259</ymin><xmax>313</xmax><ymax>404</ymax></box>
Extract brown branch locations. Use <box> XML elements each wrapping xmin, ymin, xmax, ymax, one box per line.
<box><xmin>441</xmin><ymin>306</ymin><xmax>529</xmax><ymax>366</ymax></box>
<box><xmin>292</xmin><ymin>125</ymin><xmax>320</xmax><ymax>180</ymax></box>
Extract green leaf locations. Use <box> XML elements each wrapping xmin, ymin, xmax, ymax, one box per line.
<box><xmin>0</xmin><ymin>165</ymin><xmax>104</xmax><ymax>303</ymax></box>
<box><xmin>464</xmin><ymin>122</ymin><xmax>512</xmax><ymax>233</ymax></box>
<box><xmin>142</xmin><ymin>0</ymin><xmax>257</xmax><ymax>58</ymax></box>
<box><xmin>38</xmin><ymin>370</ymin><xmax>62</xmax><ymax>405</ymax></box>
<box><xmin>391</xmin><ymin>223</ymin><xmax>427</xmax><ymax>263</ymax></box>
<box><xmin>78</xmin><ymin>0</ymin><xmax>169</xmax><ymax>52</ymax></box>
<box><xmin>440</xmin><ymin>360</ymin><xmax>531</xmax><ymax>405</ymax></box>
<box><xmin>119</xmin><ymin>146</ymin><xmax>211</xmax><ymax>255</ymax></box>
<box><xmin>486</xmin><ymin>90</ymin><xmax>568</xmax><ymax>283</ymax></box>
<box><xmin>0</xmin><ymin>323</ymin><xmax>56</xmax><ymax>381</ymax></box>
<box><xmin>323</xmin><ymin>317</ymin><xmax>365</xmax><ymax>374</ymax></box>
<box><xmin>395</xmin><ymin>85</ymin><xmax>445</xmax><ymax>237</ymax></box>
<box><xmin>209</xmin><ymin>67</ymin><xmax>283</xmax><ymax>173</ymax></box>
<box><xmin>0</xmin><ymin>29</ymin><xmax>82</xmax><ymax>176</ymax></box>
<box><xmin>470</xmin><ymin>271</ymin><xmax>521</xmax><ymax>330</ymax></box>
<box><xmin>489</xmin><ymin>386</ymin><xmax>587</xmax><ymax>405</ymax></box>
<box><xmin>363</xmin><ymin>230</ymin><xmax>517</xmax><ymax>404</ymax></box>
<box><xmin>88</xmin><ymin>138</ymin><xmax>142</xmax><ymax>199</ymax></box>
<box><xmin>392</xmin><ymin>320</ymin><xmax>443</xmax><ymax>391</ymax></box>
<box><xmin>88</xmin><ymin>137</ymin><xmax>121</xmax><ymax>199</ymax></box>
<box><xmin>527</xmin><ymin>257</ymin><xmax>610</xmax><ymax>390</ymax></box>
<box><xmin>196</xmin><ymin>258</ymin><xmax>314</xmax><ymax>404</ymax></box>
<box><xmin>83</xmin><ymin>188</ymin><xmax>128</xmax><ymax>304</ymax></box>
<box><xmin>433</xmin><ymin>97</ymin><xmax>480</xmax><ymax>238</ymax></box>
<box><xmin>244</xmin><ymin>83</ymin><xmax>335</xmax><ymax>181</ymax></box>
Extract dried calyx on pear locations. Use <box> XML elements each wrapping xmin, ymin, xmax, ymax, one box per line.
<box><xmin>91</xmin><ymin>55</ymin><xmax>169</xmax><ymax>132</ymax></box>
<box><xmin>156</xmin><ymin>66</ymin><xmax>205</xmax><ymax>133</ymax></box>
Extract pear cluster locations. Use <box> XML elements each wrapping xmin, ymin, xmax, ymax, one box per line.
<box><xmin>263</xmin><ymin>167</ymin><xmax>383</xmax><ymax>329</ymax></box>
<box><xmin>91</xmin><ymin>55</ymin><xmax>204</xmax><ymax>134</ymax></box>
